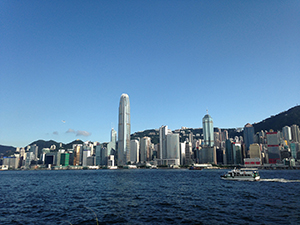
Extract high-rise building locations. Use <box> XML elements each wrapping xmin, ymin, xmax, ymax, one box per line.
<box><xmin>118</xmin><ymin>93</ymin><xmax>131</xmax><ymax>166</ymax></box>
<box><xmin>282</xmin><ymin>126</ymin><xmax>292</xmax><ymax>141</ymax></box>
<box><xmin>140</xmin><ymin>137</ymin><xmax>151</xmax><ymax>162</ymax></box>
<box><xmin>266</xmin><ymin>132</ymin><xmax>281</xmax><ymax>164</ymax></box>
<box><xmin>159</xmin><ymin>125</ymin><xmax>168</xmax><ymax>159</ymax></box>
<box><xmin>130</xmin><ymin>139</ymin><xmax>139</xmax><ymax>163</ymax></box>
<box><xmin>166</xmin><ymin>133</ymin><xmax>180</xmax><ymax>165</ymax></box>
<box><xmin>60</xmin><ymin>153</ymin><xmax>70</xmax><ymax>166</ymax></box>
<box><xmin>107</xmin><ymin>128</ymin><xmax>117</xmax><ymax>156</ymax></box>
<box><xmin>290</xmin><ymin>143</ymin><xmax>297</xmax><ymax>159</ymax></box>
<box><xmin>95</xmin><ymin>145</ymin><xmax>101</xmax><ymax>166</ymax></box>
<box><xmin>82</xmin><ymin>146</ymin><xmax>91</xmax><ymax>167</ymax></box>
<box><xmin>185</xmin><ymin>142</ymin><xmax>193</xmax><ymax>165</ymax></box>
<box><xmin>249</xmin><ymin>143</ymin><xmax>261</xmax><ymax>159</ymax></box>
<box><xmin>291</xmin><ymin>124</ymin><xmax>300</xmax><ymax>142</ymax></box>
<box><xmin>243</xmin><ymin>123</ymin><xmax>254</xmax><ymax>151</ymax></box>
<box><xmin>29</xmin><ymin>144</ymin><xmax>39</xmax><ymax>160</ymax></box>
<box><xmin>221</xmin><ymin>130</ymin><xmax>229</xmax><ymax>141</ymax></box>
<box><xmin>180</xmin><ymin>142</ymin><xmax>186</xmax><ymax>165</ymax></box>
<box><xmin>73</xmin><ymin>144</ymin><xmax>82</xmax><ymax>166</ymax></box>
<box><xmin>203</xmin><ymin>114</ymin><xmax>214</xmax><ymax>147</ymax></box>
<box><xmin>225</xmin><ymin>139</ymin><xmax>233</xmax><ymax>165</ymax></box>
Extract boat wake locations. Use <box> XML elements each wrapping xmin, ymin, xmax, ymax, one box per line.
<box><xmin>260</xmin><ymin>178</ymin><xmax>300</xmax><ymax>183</ymax></box>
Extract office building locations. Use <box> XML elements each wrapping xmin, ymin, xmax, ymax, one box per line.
<box><xmin>159</xmin><ymin>125</ymin><xmax>168</xmax><ymax>159</ymax></box>
<box><xmin>140</xmin><ymin>137</ymin><xmax>151</xmax><ymax>162</ymax></box>
<box><xmin>290</xmin><ymin>143</ymin><xmax>297</xmax><ymax>159</ymax></box>
<box><xmin>203</xmin><ymin>113</ymin><xmax>214</xmax><ymax>147</ymax></box>
<box><xmin>60</xmin><ymin>153</ymin><xmax>70</xmax><ymax>166</ymax></box>
<box><xmin>107</xmin><ymin>128</ymin><xmax>117</xmax><ymax>156</ymax></box>
<box><xmin>249</xmin><ymin>143</ymin><xmax>261</xmax><ymax>159</ymax></box>
<box><xmin>282</xmin><ymin>126</ymin><xmax>292</xmax><ymax>141</ymax></box>
<box><xmin>291</xmin><ymin>125</ymin><xmax>300</xmax><ymax>142</ymax></box>
<box><xmin>244</xmin><ymin>123</ymin><xmax>254</xmax><ymax>151</ymax></box>
<box><xmin>266</xmin><ymin>132</ymin><xmax>281</xmax><ymax>164</ymax></box>
<box><xmin>118</xmin><ymin>93</ymin><xmax>131</xmax><ymax>166</ymax></box>
<box><xmin>130</xmin><ymin>139</ymin><xmax>139</xmax><ymax>163</ymax></box>
<box><xmin>166</xmin><ymin>133</ymin><xmax>180</xmax><ymax>165</ymax></box>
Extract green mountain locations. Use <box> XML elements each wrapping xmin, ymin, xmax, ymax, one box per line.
<box><xmin>0</xmin><ymin>145</ymin><xmax>17</xmax><ymax>156</ymax></box>
<box><xmin>253</xmin><ymin>105</ymin><xmax>300</xmax><ymax>133</ymax></box>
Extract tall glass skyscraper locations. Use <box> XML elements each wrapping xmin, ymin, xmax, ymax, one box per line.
<box><xmin>118</xmin><ymin>93</ymin><xmax>130</xmax><ymax>166</ymax></box>
<box><xmin>244</xmin><ymin>123</ymin><xmax>254</xmax><ymax>151</ymax></box>
<box><xmin>202</xmin><ymin>114</ymin><xmax>214</xmax><ymax>147</ymax></box>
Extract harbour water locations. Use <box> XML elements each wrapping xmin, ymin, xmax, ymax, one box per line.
<box><xmin>1</xmin><ymin>169</ymin><xmax>300</xmax><ymax>225</ymax></box>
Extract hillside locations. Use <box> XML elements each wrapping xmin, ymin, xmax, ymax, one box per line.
<box><xmin>0</xmin><ymin>145</ymin><xmax>17</xmax><ymax>156</ymax></box>
<box><xmin>253</xmin><ymin>105</ymin><xmax>300</xmax><ymax>133</ymax></box>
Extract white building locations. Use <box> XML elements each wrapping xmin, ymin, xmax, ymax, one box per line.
<box><xmin>140</xmin><ymin>137</ymin><xmax>151</xmax><ymax>162</ymax></box>
<box><xmin>130</xmin><ymin>139</ymin><xmax>139</xmax><ymax>163</ymax></box>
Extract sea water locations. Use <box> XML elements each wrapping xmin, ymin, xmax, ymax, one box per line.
<box><xmin>0</xmin><ymin>169</ymin><xmax>300</xmax><ymax>225</ymax></box>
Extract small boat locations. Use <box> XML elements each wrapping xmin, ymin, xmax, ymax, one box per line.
<box><xmin>221</xmin><ymin>168</ymin><xmax>260</xmax><ymax>181</ymax></box>
<box><xmin>189</xmin><ymin>166</ymin><xmax>202</xmax><ymax>170</ymax></box>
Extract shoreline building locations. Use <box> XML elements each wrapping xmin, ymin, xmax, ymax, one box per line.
<box><xmin>107</xmin><ymin>128</ymin><xmax>117</xmax><ymax>156</ymax></box>
<box><xmin>203</xmin><ymin>113</ymin><xmax>214</xmax><ymax>147</ymax></box>
<box><xmin>159</xmin><ymin>125</ymin><xmax>168</xmax><ymax>159</ymax></box>
<box><xmin>282</xmin><ymin>126</ymin><xmax>292</xmax><ymax>142</ymax></box>
<box><xmin>130</xmin><ymin>139</ymin><xmax>139</xmax><ymax>163</ymax></box>
<box><xmin>244</xmin><ymin>123</ymin><xmax>254</xmax><ymax>152</ymax></box>
<box><xmin>266</xmin><ymin>131</ymin><xmax>281</xmax><ymax>164</ymax></box>
<box><xmin>140</xmin><ymin>137</ymin><xmax>151</xmax><ymax>163</ymax></box>
<box><xmin>118</xmin><ymin>93</ymin><xmax>131</xmax><ymax>166</ymax></box>
<box><xmin>202</xmin><ymin>113</ymin><xmax>216</xmax><ymax>164</ymax></box>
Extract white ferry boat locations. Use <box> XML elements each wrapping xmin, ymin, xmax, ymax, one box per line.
<box><xmin>221</xmin><ymin>168</ymin><xmax>260</xmax><ymax>181</ymax></box>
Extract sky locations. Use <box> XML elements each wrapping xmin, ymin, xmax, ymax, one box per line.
<box><xmin>1</xmin><ymin>0</ymin><xmax>299</xmax><ymax>147</ymax></box>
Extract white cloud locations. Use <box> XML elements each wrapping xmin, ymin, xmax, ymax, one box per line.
<box><xmin>76</xmin><ymin>130</ymin><xmax>91</xmax><ymax>137</ymax></box>
<box><xmin>66</xmin><ymin>128</ymin><xmax>76</xmax><ymax>133</ymax></box>
<box><xmin>66</xmin><ymin>128</ymin><xmax>91</xmax><ymax>137</ymax></box>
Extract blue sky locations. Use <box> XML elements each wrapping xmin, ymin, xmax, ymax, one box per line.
<box><xmin>1</xmin><ymin>1</ymin><xmax>299</xmax><ymax>147</ymax></box>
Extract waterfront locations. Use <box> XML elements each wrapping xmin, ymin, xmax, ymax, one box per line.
<box><xmin>1</xmin><ymin>169</ymin><xmax>300</xmax><ymax>225</ymax></box>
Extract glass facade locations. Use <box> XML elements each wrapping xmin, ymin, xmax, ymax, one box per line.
<box><xmin>118</xmin><ymin>94</ymin><xmax>131</xmax><ymax>166</ymax></box>
<box><xmin>203</xmin><ymin>114</ymin><xmax>214</xmax><ymax>147</ymax></box>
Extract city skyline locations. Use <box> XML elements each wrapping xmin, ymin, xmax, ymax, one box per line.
<box><xmin>1</xmin><ymin>1</ymin><xmax>299</xmax><ymax>147</ymax></box>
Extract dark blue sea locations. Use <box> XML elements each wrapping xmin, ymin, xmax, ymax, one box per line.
<box><xmin>1</xmin><ymin>169</ymin><xmax>300</xmax><ymax>225</ymax></box>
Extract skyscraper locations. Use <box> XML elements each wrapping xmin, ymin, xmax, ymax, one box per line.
<box><xmin>107</xmin><ymin>128</ymin><xmax>117</xmax><ymax>156</ymax></box>
<box><xmin>130</xmin><ymin>139</ymin><xmax>139</xmax><ymax>163</ymax></box>
<box><xmin>266</xmin><ymin>132</ymin><xmax>281</xmax><ymax>164</ymax></box>
<box><xmin>166</xmin><ymin>133</ymin><xmax>180</xmax><ymax>165</ymax></box>
<box><xmin>140</xmin><ymin>137</ymin><xmax>151</xmax><ymax>162</ymax></box>
<box><xmin>118</xmin><ymin>93</ymin><xmax>130</xmax><ymax>166</ymax></box>
<box><xmin>282</xmin><ymin>126</ymin><xmax>292</xmax><ymax>141</ymax></box>
<box><xmin>203</xmin><ymin>113</ymin><xmax>214</xmax><ymax>147</ymax></box>
<box><xmin>244</xmin><ymin>123</ymin><xmax>254</xmax><ymax>151</ymax></box>
<box><xmin>159</xmin><ymin>125</ymin><xmax>168</xmax><ymax>159</ymax></box>
<box><xmin>291</xmin><ymin>124</ymin><xmax>300</xmax><ymax>142</ymax></box>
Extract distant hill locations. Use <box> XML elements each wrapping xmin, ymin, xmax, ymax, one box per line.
<box><xmin>253</xmin><ymin>105</ymin><xmax>300</xmax><ymax>133</ymax></box>
<box><xmin>0</xmin><ymin>140</ymin><xmax>84</xmax><ymax>157</ymax></box>
<box><xmin>0</xmin><ymin>145</ymin><xmax>17</xmax><ymax>156</ymax></box>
